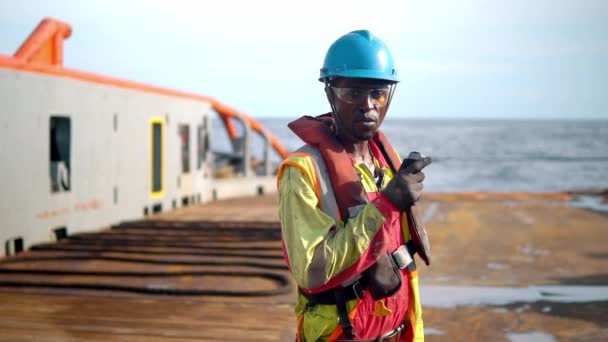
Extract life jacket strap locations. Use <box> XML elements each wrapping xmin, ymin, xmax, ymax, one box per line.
<box><xmin>335</xmin><ymin>287</ymin><xmax>357</xmax><ymax>339</ymax></box>
<box><xmin>299</xmin><ymin>279</ymin><xmax>364</xmax><ymax>306</ymax></box>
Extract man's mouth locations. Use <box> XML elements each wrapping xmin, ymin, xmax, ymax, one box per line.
<box><xmin>356</xmin><ymin>121</ymin><xmax>377</xmax><ymax>129</ymax></box>
<box><xmin>356</xmin><ymin>117</ymin><xmax>377</xmax><ymax>125</ymax></box>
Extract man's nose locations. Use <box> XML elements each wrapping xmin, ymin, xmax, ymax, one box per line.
<box><xmin>361</xmin><ymin>93</ymin><xmax>375</xmax><ymax>109</ymax></box>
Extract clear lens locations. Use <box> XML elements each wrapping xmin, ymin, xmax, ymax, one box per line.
<box><xmin>332</xmin><ymin>87</ymin><xmax>390</xmax><ymax>106</ymax></box>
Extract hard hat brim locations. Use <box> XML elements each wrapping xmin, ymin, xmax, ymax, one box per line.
<box><xmin>319</xmin><ymin>69</ymin><xmax>399</xmax><ymax>83</ymax></box>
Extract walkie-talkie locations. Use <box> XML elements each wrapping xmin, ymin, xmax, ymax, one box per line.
<box><xmin>402</xmin><ymin>151</ymin><xmax>432</xmax><ymax>266</ymax></box>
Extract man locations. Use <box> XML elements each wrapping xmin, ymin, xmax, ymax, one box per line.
<box><xmin>278</xmin><ymin>30</ymin><xmax>431</xmax><ymax>341</ymax></box>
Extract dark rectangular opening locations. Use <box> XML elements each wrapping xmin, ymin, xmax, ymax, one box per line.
<box><xmin>53</xmin><ymin>227</ymin><xmax>68</xmax><ymax>241</ymax></box>
<box><xmin>179</xmin><ymin>124</ymin><xmax>190</xmax><ymax>173</ymax></box>
<box><xmin>50</xmin><ymin>116</ymin><xmax>71</xmax><ymax>193</ymax></box>
<box><xmin>182</xmin><ymin>196</ymin><xmax>189</xmax><ymax>207</ymax></box>
<box><xmin>4</xmin><ymin>238</ymin><xmax>25</xmax><ymax>256</ymax></box>
<box><xmin>143</xmin><ymin>207</ymin><xmax>149</xmax><ymax>216</ymax></box>
<box><xmin>152</xmin><ymin>122</ymin><xmax>163</xmax><ymax>194</ymax></box>
<box><xmin>14</xmin><ymin>238</ymin><xmax>24</xmax><ymax>253</ymax></box>
<box><xmin>152</xmin><ymin>203</ymin><xmax>163</xmax><ymax>214</ymax></box>
<box><xmin>197</xmin><ymin>118</ymin><xmax>209</xmax><ymax>170</ymax></box>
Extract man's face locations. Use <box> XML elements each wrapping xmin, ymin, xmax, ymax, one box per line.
<box><xmin>328</xmin><ymin>77</ymin><xmax>392</xmax><ymax>142</ymax></box>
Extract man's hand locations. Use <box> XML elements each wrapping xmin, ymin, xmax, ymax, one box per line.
<box><xmin>382</xmin><ymin>157</ymin><xmax>432</xmax><ymax>211</ymax></box>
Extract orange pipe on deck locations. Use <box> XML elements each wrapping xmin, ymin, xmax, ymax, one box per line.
<box><xmin>211</xmin><ymin>102</ymin><xmax>288</xmax><ymax>159</ymax></box>
<box><xmin>220</xmin><ymin>115</ymin><xmax>238</xmax><ymax>139</ymax></box>
<box><xmin>14</xmin><ymin>18</ymin><xmax>72</xmax><ymax>66</ymax></box>
<box><xmin>1</xmin><ymin>18</ymin><xmax>289</xmax><ymax>160</ymax></box>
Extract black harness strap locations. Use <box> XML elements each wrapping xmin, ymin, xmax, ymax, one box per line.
<box><xmin>334</xmin><ymin>287</ymin><xmax>356</xmax><ymax>339</ymax></box>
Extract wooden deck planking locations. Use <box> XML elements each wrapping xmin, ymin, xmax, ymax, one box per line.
<box><xmin>1</xmin><ymin>192</ymin><xmax>607</xmax><ymax>340</ymax></box>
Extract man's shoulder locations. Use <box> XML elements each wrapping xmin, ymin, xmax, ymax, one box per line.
<box><xmin>277</xmin><ymin>146</ymin><xmax>320</xmax><ymax>189</ymax></box>
<box><xmin>283</xmin><ymin>145</ymin><xmax>327</xmax><ymax>168</ymax></box>
<box><xmin>279</xmin><ymin>147</ymin><xmax>309</xmax><ymax>169</ymax></box>
<box><xmin>279</xmin><ymin>147</ymin><xmax>315</xmax><ymax>173</ymax></box>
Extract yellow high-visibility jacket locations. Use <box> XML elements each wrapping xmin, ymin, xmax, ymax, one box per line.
<box><xmin>278</xmin><ymin>145</ymin><xmax>424</xmax><ymax>341</ymax></box>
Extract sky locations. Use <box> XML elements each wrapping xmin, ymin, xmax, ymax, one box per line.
<box><xmin>1</xmin><ymin>0</ymin><xmax>607</xmax><ymax>119</ymax></box>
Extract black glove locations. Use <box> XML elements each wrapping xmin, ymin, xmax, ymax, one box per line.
<box><xmin>382</xmin><ymin>156</ymin><xmax>432</xmax><ymax>211</ymax></box>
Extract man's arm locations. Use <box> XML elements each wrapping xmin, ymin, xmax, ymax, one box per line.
<box><xmin>279</xmin><ymin>165</ymin><xmax>400</xmax><ymax>292</ymax></box>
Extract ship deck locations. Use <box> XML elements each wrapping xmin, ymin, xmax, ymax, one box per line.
<box><xmin>1</xmin><ymin>192</ymin><xmax>607</xmax><ymax>341</ymax></box>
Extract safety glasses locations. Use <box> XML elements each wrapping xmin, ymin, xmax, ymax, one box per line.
<box><xmin>331</xmin><ymin>86</ymin><xmax>391</xmax><ymax>106</ymax></box>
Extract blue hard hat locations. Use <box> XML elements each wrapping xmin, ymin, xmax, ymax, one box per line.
<box><xmin>319</xmin><ymin>30</ymin><xmax>399</xmax><ymax>83</ymax></box>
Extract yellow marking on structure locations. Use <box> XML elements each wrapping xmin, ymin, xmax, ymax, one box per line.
<box><xmin>150</xmin><ymin>116</ymin><xmax>165</xmax><ymax>199</ymax></box>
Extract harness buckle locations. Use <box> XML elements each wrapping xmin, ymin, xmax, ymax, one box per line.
<box><xmin>378</xmin><ymin>322</ymin><xmax>406</xmax><ymax>341</ymax></box>
<box><xmin>352</xmin><ymin>280</ymin><xmax>364</xmax><ymax>300</ymax></box>
<box><xmin>392</xmin><ymin>245</ymin><xmax>413</xmax><ymax>270</ymax></box>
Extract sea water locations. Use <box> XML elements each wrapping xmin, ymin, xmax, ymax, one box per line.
<box><xmin>213</xmin><ymin>118</ymin><xmax>608</xmax><ymax>193</ymax></box>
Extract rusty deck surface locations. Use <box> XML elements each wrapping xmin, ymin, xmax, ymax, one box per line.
<box><xmin>1</xmin><ymin>192</ymin><xmax>607</xmax><ymax>341</ymax></box>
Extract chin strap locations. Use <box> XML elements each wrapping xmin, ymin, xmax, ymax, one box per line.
<box><xmin>324</xmin><ymin>80</ymin><xmax>343</xmax><ymax>137</ymax></box>
<box><xmin>384</xmin><ymin>83</ymin><xmax>397</xmax><ymax>114</ymax></box>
